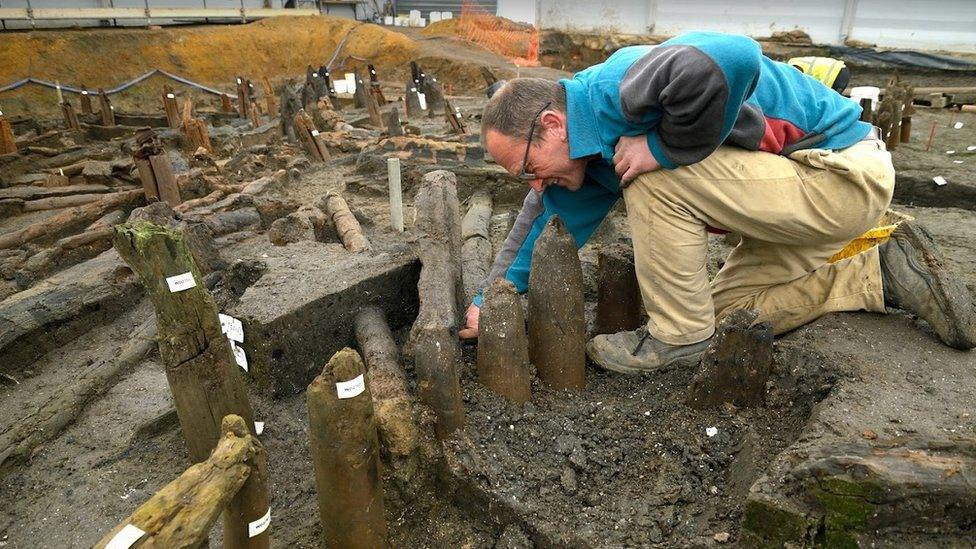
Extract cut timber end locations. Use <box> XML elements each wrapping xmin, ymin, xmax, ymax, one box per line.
<box><xmin>354</xmin><ymin>307</ymin><xmax>419</xmax><ymax>459</ymax></box>
<box><xmin>527</xmin><ymin>215</ymin><xmax>586</xmax><ymax>391</ymax></box>
<box><xmin>478</xmin><ymin>279</ymin><xmax>532</xmax><ymax>404</ymax></box>
<box><xmin>686</xmin><ymin>309</ymin><xmax>772</xmax><ymax>409</ymax></box>
<box><xmin>595</xmin><ymin>243</ymin><xmax>642</xmax><ymax>335</ymax></box>
<box><xmin>307</xmin><ymin>348</ymin><xmax>389</xmax><ymax>549</ymax></box>
<box><xmin>323</xmin><ymin>191</ymin><xmax>371</xmax><ymax>252</ymax></box>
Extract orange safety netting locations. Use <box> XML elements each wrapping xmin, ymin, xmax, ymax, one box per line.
<box><xmin>455</xmin><ymin>0</ymin><xmax>539</xmax><ymax>66</ymax></box>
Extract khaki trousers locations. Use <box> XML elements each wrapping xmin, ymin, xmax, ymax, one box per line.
<box><xmin>621</xmin><ymin>140</ymin><xmax>895</xmax><ymax>345</ymax></box>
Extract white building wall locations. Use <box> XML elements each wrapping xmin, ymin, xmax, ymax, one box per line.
<box><xmin>497</xmin><ymin>0</ymin><xmax>976</xmax><ymax>53</ymax></box>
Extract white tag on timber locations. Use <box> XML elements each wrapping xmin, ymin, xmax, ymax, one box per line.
<box><xmin>311</xmin><ymin>129</ymin><xmax>320</xmax><ymax>136</ymax></box>
<box><xmin>236</xmin><ymin>78</ymin><xmax>242</xmax><ymax>84</ymax></box>
<box><xmin>336</xmin><ymin>374</ymin><xmax>365</xmax><ymax>399</ymax></box>
<box><xmin>313</xmin><ymin>72</ymin><xmax>318</xmax><ymax>77</ymax></box>
<box><xmin>249</xmin><ymin>508</ymin><xmax>271</xmax><ymax>537</ymax></box>
<box><xmin>166</xmin><ymin>93</ymin><xmax>175</xmax><ymax>99</ymax></box>
<box><xmin>954</xmin><ymin>122</ymin><xmax>964</xmax><ymax>129</ymax></box>
<box><xmin>105</xmin><ymin>524</ymin><xmax>146</xmax><ymax>549</ymax></box>
<box><xmin>254</xmin><ymin>421</ymin><xmax>265</xmax><ymax>435</ymax></box>
<box><xmin>166</xmin><ymin>272</ymin><xmax>196</xmax><ymax>293</ymax></box>
<box><xmin>82</xmin><ymin>90</ymin><xmax>89</xmax><ymax>95</ymax></box>
<box><xmin>934</xmin><ymin>175</ymin><xmax>949</xmax><ymax>186</ymax></box>
<box><xmin>232</xmin><ymin>343</ymin><xmax>248</xmax><ymax>372</ymax></box>
<box><xmin>218</xmin><ymin>313</ymin><xmax>244</xmax><ymax>343</ymax></box>
<box><xmin>417</xmin><ymin>92</ymin><xmax>427</xmax><ymax>110</ymax></box>
<box><xmin>968</xmin><ymin>146</ymin><xmax>976</xmax><ymax>151</ymax></box>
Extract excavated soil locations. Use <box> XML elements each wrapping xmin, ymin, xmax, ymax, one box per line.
<box><xmin>2</xmin><ymin>20</ymin><xmax>976</xmax><ymax>549</ymax></box>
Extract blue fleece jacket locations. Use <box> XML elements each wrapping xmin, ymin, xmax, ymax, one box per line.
<box><xmin>473</xmin><ymin>31</ymin><xmax>871</xmax><ymax>307</ymax></box>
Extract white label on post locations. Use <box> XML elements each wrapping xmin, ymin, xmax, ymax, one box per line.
<box><xmin>934</xmin><ymin>175</ymin><xmax>949</xmax><ymax>186</ymax></box>
<box><xmin>105</xmin><ymin>524</ymin><xmax>146</xmax><ymax>549</ymax></box>
<box><xmin>236</xmin><ymin>78</ymin><xmax>242</xmax><ymax>84</ymax></box>
<box><xmin>967</xmin><ymin>145</ymin><xmax>976</xmax><ymax>151</ymax></box>
<box><xmin>312</xmin><ymin>72</ymin><xmax>318</xmax><ymax>77</ymax></box>
<box><xmin>248</xmin><ymin>508</ymin><xmax>271</xmax><ymax>538</ymax></box>
<box><xmin>166</xmin><ymin>93</ymin><xmax>175</xmax><ymax>99</ymax></box>
<box><xmin>417</xmin><ymin>92</ymin><xmax>427</xmax><ymax>110</ymax></box>
<box><xmin>336</xmin><ymin>374</ymin><xmax>365</xmax><ymax>399</ymax></box>
<box><xmin>232</xmin><ymin>343</ymin><xmax>248</xmax><ymax>372</ymax></box>
<box><xmin>954</xmin><ymin>122</ymin><xmax>964</xmax><ymax>129</ymax></box>
<box><xmin>311</xmin><ymin>129</ymin><xmax>320</xmax><ymax>136</ymax></box>
<box><xmin>254</xmin><ymin>421</ymin><xmax>265</xmax><ymax>435</ymax></box>
<box><xmin>82</xmin><ymin>90</ymin><xmax>89</xmax><ymax>95</ymax></box>
<box><xmin>166</xmin><ymin>272</ymin><xmax>196</xmax><ymax>293</ymax></box>
<box><xmin>218</xmin><ymin>314</ymin><xmax>244</xmax><ymax>343</ymax></box>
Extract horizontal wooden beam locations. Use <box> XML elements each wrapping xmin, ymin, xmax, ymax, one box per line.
<box><xmin>0</xmin><ymin>7</ymin><xmax>317</xmax><ymax>21</ymax></box>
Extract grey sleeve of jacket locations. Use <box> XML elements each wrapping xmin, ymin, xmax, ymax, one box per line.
<box><xmin>481</xmin><ymin>189</ymin><xmax>544</xmax><ymax>289</ymax></box>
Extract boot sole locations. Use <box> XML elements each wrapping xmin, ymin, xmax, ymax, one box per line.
<box><xmin>888</xmin><ymin>223</ymin><xmax>976</xmax><ymax>350</ymax></box>
<box><xmin>588</xmin><ymin>348</ymin><xmax>706</xmax><ymax>375</ymax></box>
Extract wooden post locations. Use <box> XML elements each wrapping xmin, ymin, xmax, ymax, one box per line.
<box><xmin>112</xmin><ymin>224</ymin><xmax>268</xmax><ymax>548</ymax></box>
<box><xmin>859</xmin><ymin>97</ymin><xmax>873</xmax><ymax>123</ymax></box>
<box><xmin>353</xmin><ymin>71</ymin><xmax>368</xmax><ymax>109</ymax></box>
<box><xmin>387</xmin><ymin>157</ymin><xmax>404</xmax><ymax>232</ymax></box>
<box><xmin>61</xmin><ymin>101</ymin><xmax>80</xmax><ymax>131</ymax></box>
<box><xmin>527</xmin><ymin>216</ymin><xmax>586</xmax><ymax>390</ymax></box>
<box><xmin>94</xmin><ymin>415</ymin><xmax>270</xmax><ymax>549</ymax></box>
<box><xmin>248</xmin><ymin>100</ymin><xmax>261</xmax><ymax>128</ymax></box>
<box><xmin>132</xmin><ymin>128</ymin><xmax>182</xmax><ymax>207</ymax></box>
<box><xmin>0</xmin><ymin>112</ymin><xmax>16</xmax><ymax>155</ymax></box>
<box><xmin>686</xmin><ymin>309</ymin><xmax>772</xmax><ymax>409</ymax></box>
<box><xmin>292</xmin><ymin>109</ymin><xmax>331</xmax><ymax>162</ymax></box>
<box><xmin>424</xmin><ymin>75</ymin><xmax>446</xmax><ymax>116</ymax></box>
<box><xmin>478</xmin><ymin>279</ymin><xmax>532</xmax><ymax>404</ymax></box>
<box><xmin>595</xmin><ymin>243</ymin><xmax>642</xmax><ymax>335</ymax></box>
<box><xmin>307</xmin><ymin>348</ymin><xmax>389</xmax><ymax>548</ymax></box>
<box><xmin>79</xmin><ymin>87</ymin><xmax>93</xmax><ymax>115</ymax></box>
<box><xmin>409</xmin><ymin>170</ymin><xmax>465</xmax><ymax>438</ymax></box>
<box><xmin>261</xmin><ymin>76</ymin><xmax>277</xmax><ymax>118</ymax></box>
<box><xmin>163</xmin><ymin>87</ymin><xmax>180</xmax><ymax>129</ymax></box>
<box><xmin>460</xmin><ymin>189</ymin><xmax>492</xmax><ymax>301</ymax></box>
<box><xmin>236</xmin><ymin>76</ymin><xmax>250</xmax><ymax>119</ymax></box>
<box><xmin>98</xmin><ymin>88</ymin><xmax>115</xmax><ymax>126</ymax></box>
<box><xmin>385</xmin><ymin>106</ymin><xmax>404</xmax><ymax>137</ymax></box>
<box><xmin>404</xmin><ymin>82</ymin><xmax>422</xmax><ymax>118</ymax></box>
<box><xmin>323</xmin><ymin>190</ymin><xmax>370</xmax><ymax>252</ymax></box>
<box><xmin>221</xmin><ymin>93</ymin><xmax>235</xmax><ymax>113</ymax></box>
<box><xmin>365</xmin><ymin>86</ymin><xmax>383</xmax><ymax>127</ymax></box>
<box><xmin>444</xmin><ymin>99</ymin><xmax>466</xmax><ymax>134</ymax></box>
<box><xmin>367</xmin><ymin>63</ymin><xmax>386</xmax><ymax>105</ymax></box>
<box><xmin>354</xmin><ymin>307</ymin><xmax>419</xmax><ymax>459</ymax></box>
<box><xmin>181</xmin><ymin>98</ymin><xmax>214</xmax><ymax>154</ymax></box>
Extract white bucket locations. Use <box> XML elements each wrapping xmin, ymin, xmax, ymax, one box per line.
<box><xmin>849</xmin><ymin>86</ymin><xmax>880</xmax><ymax>113</ymax></box>
<box><xmin>345</xmin><ymin>73</ymin><xmax>356</xmax><ymax>93</ymax></box>
<box><xmin>441</xmin><ymin>11</ymin><xmax>452</xmax><ymax>19</ymax></box>
<box><xmin>333</xmin><ymin>80</ymin><xmax>348</xmax><ymax>94</ymax></box>
<box><xmin>384</xmin><ymin>15</ymin><xmax>393</xmax><ymax>25</ymax></box>
<box><xmin>430</xmin><ymin>11</ymin><xmax>441</xmax><ymax>23</ymax></box>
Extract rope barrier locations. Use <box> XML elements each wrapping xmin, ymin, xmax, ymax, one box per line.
<box><xmin>0</xmin><ymin>69</ymin><xmax>232</xmax><ymax>97</ymax></box>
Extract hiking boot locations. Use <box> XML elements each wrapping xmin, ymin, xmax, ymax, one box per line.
<box><xmin>586</xmin><ymin>327</ymin><xmax>712</xmax><ymax>374</ymax></box>
<box><xmin>879</xmin><ymin>222</ymin><xmax>976</xmax><ymax>350</ymax></box>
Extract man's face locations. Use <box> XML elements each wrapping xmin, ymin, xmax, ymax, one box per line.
<box><xmin>484</xmin><ymin>110</ymin><xmax>587</xmax><ymax>193</ymax></box>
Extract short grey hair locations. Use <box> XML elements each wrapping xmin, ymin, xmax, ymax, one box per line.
<box><xmin>480</xmin><ymin>78</ymin><xmax>566</xmax><ymax>144</ymax></box>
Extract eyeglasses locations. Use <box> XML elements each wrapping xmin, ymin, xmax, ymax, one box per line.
<box><xmin>517</xmin><ymin>101</ymin><xmax>552</xmax><ymax>181</ymax></box>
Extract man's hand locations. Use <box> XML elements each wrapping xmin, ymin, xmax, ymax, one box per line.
<box><xmin>613</xmin><ymin>135</ymin><xmax>661</xmax><ymax>185</ymax></box>
<box><xmin>459</xmin><ymin>303</ymin><xmax>480</xmax><ymax>339</ymax></box>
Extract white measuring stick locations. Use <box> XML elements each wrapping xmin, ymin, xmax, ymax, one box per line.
<box><xmin>387</xmin><ymin>157</ymin><xmax>404</xmax><ymax>232</ymax></box>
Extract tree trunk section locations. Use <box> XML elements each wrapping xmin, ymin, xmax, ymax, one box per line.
<box><xmin>478</xmin><ymin>279</ymin><xmax>532</xmax><ymax>404</ymax></box>
<box><xmin>307</xmin><ymin>348</ymin><xmax>389</xmax><ymax>549</ymax></box>
<box><xmin>685</xmin><ymin>309</ymin><xmax>772</xmax><ymax>409</ymax></box>
<box><xmin>460</xmin><ymin>189</ymin><xmax>493</xmax><ymax>301</ymax></box>
<box><xmin>527</xmin><ymin>216</ymin><xmax>586</xmax><ymax>390</ymax></box>
<box><xmin>322</xmin><ymin>191</ymin><xmax>370</xmax><ymax>252</ymax></box>
<box><xmin>595</xmin><ymin>243</ymin><xmax>643</xmax><ymax>335</ymax></box>
<box><xmin>408</xmin><ymin>170</ymin><xmax>465</xmax><ymax>438</ymax></box>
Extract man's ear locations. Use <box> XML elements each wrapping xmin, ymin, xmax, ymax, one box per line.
<box><xmin>539</xmin><ymin>110</ymin><xmax>567</xmax><ymax>140</ymax></box>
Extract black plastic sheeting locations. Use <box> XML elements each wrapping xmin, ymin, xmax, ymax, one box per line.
<box><xmin>828</xmin><ymin>46</ymin><xmax>976</xmax><ymax>72</ymax></box>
